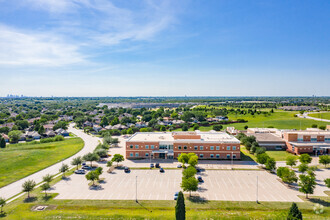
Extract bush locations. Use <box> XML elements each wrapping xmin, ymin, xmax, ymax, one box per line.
<box><xmin>40</xmin><ymin>138</ymin><xmax>55</xmax><ymax>143</ymax></box>
<box><xmin>255</xmin><ymin>146</ymin><xmax>266</xmax><ymax>155</ymax></box>
<box><xmin>213</xmin><ymin>124</ymin><xmax>223</xmax><ymax>131</ymax></box>
<box><xmin>54</xmin><ymin>135</ymin><xmax>64</xmax><ymax>141</ymax></box>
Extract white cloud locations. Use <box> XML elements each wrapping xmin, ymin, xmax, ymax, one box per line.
<box><xmin>0</xmin><ymin>25</ymin><xmax>85</xmax><ymax>66</ymax></box>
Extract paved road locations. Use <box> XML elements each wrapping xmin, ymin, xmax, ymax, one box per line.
<box><xmin>0</xmin><ymin>124</ymin><xmax>100</xmax><ymax>200</ymax></box>
<box><xmin>297</xmin><ymin>112</ymin><xmax>330</xmax><ymax>123</ymax></box>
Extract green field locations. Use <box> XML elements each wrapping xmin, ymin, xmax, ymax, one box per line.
<box><xmin>175</xmin><ymin>111</ymin><xmax>329</xmax><ymax>132</ymax></box>
<box><xmin>0</xmin><ymin>138</ymin><xmax>84</xmax><ymax>188</ymax></box>
<box><xmin>241</xmin><ymin>146</ymin><xmax>298</xmax><ymax>161</ymax></box>
<box><xmin>309</xmin><ymin>112</ymin><xmax>330</xmax><ymax>120</ymax></box>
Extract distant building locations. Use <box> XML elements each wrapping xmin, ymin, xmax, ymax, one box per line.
<box><xmin>226</xmin><ymin>127</ymin><xmax>238</xmax><ymax>135</ymax></box>
<box><xmin>126</xmin><ymin>131</ymin><xmax>240</xmax><ymax>160</ymax></box>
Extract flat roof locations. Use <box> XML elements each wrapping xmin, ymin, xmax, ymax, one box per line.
<box><xmin>252</xmin><ymin>133</ymin><xmax>286</xmax><ymax>143</ymax></box>
<box><xmin>127</xmin><ymin>131</ymin><xmax>240</xmax><ymax>144</ymax></box>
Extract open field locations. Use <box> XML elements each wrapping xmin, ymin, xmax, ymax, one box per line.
<box><xmin>175</xmin><ymin>111</ymin><xmax>329</xmax><ymax>132</ymax></box>
<box><xmin>309</xmin><ymin>112</ymin><xmax>330</xmax><ymax>120</ymax></box>
<box><xmin>0</xmin><ymin>138</ymin><xmax>84</xmax><ymax>188</ymax></box>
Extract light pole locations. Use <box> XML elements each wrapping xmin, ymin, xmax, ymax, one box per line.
<box><xmin>136</xmin><ymin>175</ymin><xmax>138</xmax><ymax>203</ymax></box>
<box><xmin>231</xmin><ymin>152</ymin><xmax>233</xmax><ymax>169</ymax></box>
<box><xmin>256</xmin><ymin>175</ymin><xmax>259</xmax><ymax>204</ymax></box>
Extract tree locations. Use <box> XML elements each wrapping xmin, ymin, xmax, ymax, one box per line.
<box><xmin>175</xmin><ymin>191</ymin><xmax>185</xmax><ymax>220</ymax></box>
<box><xmin>22</xmin><ymin>180</ymin><xmax>36</xmax><ymax>198</ymax></box>
<box><xmin>107</xmin><ymin>160</ymin><xmax>113</xmax><ymax>167</ymax></box>
<box><xmin>111</xmin><ymin>154</ymin><xmax>124</xmax><ymax>166</ymax></box>
<box><xmin>311</xmin><ymin>124</ymin><xmax>317</xmax><ymax>128</ymax></box>
<box><xmin>42</xmin><ymin>174</ymin><xmax>53</xmax><ymax>183</ymax></box>
<box><xmin>86</xmin><ymin>171</ymin><xmax>100</xmax><ymax>185</ymax></box>
<box><xmin>95</xmin><ymin>149</ymin><xmax>108</xmax><ymax>157</ymax></box>
<box><xmin>181</xmin><ymin>124</ymin><xmax>188</xmax><ymax>131</ymax></box>
<box><xmin>213</xmin><ymin>124</ymin><xmax>223</xmax><ymax>131</ymax></box>
<box><xmin>0</xmin><ymin>137</ymin><xmax>5</xmax><ymax>148</ymax></box>
<box><xmin>255</xmin><ymin>146</ymin><xmax>266</xmax><ymax>155</ymax></box>
<box><xmin>298</xmin><ymin>174</ymin><xmax>316</xmax><ymax>198</ymax></box>
<box><xmin>192</xmin><ymin>124</ymin><xmax>199</xmax><ymax>131</ymax></box>
<box><xmin>325</xmin><ymin>178</ymin><xmax>330</xmax><ymax>188</ymax></box>
<box><xmin>83</xmin><ymin>153</ymin><xmax>100</xmax><ymax>167</ymax></box>
<box><xmin>277</xmin><ymin>167</ymin><xmax>297</xmax><ymax>184</ymax></box>
<box><xmin>287</xmin><ymin>202</ymin><xmax>302</xmax><ymax>220</ymax></box>
<box><xmin>256</xmin><ymin>153</ymin><xmax>269</xmax><ymax>165</ymax></box>
<box><xmin>319</xmin><ymin>155</ymin><xmax>330</xmax><ymax>168</ymax></box>
<box><xmin>0</xmin><ymin>197</ymin><xmax>5</xmax><ymax>214</ymax></box>
<box><xmin>188</xmin><ymin>155</ymin><xmax>198</xmax><ymax>167</ymax></box>
<box><xmin>244</xmin><ymin>125</ymin><xmax>248</xmax><ymax>130</ymax></box>
<box><xmin>8</xmin><ymin>130</ymin><xmax>22</xmax><ymax>143</ymax></box>
<box><xmin>71</xmin><ymin>156</ymin><xmax>82</xmax><ymax>170</ymax></box>
<box><xmin>181</xmin><ymin>177</ymin><xmax>198</xmax><ymax>197</ymax></box>
<box><xmin>59</xmin><ymin>163</ymin><xmax>69</xmax><ymax>178</ymax></box>
<box><xmin>178</xmin><ymin>153</ymin><xmax>189</xmax><ymax>167</ymax></box>
<box><xmin>95</xmin><ymin>167</ymin><xmax>103</xmax><ymax>175</ymax></box>
<box><xmin>182</xmin><ymin>166</ymin><xmax>197</xmax><ymax>178</ymax></box>
<box><xmin>38</xmin><ymin>125</ymin><xmax>45</xmax><ymax>135</ymax></box>
<box><xmin>299</xmin><ymin>154</ymin><xmax>312</xmax><ymax>164</ymax></box>
<box><xmin>265</xmin><ymin>157</ymin><xmax>276</xmax><ymax>171</ymax></box>
<box><xmin>286</xmin><ymin>156</ymin><xmax>297</xmax><ymax>168</ymax></box>
<box><xmin>41</xmin><ymin>183</ymin><xmax>50</xmax><ymax>197</ymax></box>
<box><xmin>298</xmin><ymin>163</ymin><xmax>308</xmax><ymax>173</ymax></box>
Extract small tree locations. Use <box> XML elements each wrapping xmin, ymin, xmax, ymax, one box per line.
<box><xmin>287</xmin><ymin>202</ymin><xmax>302</xmax><ymax>220</ymax></box>
<box><xmin>111</xmin><ymin>154</ymin><xmax>124</xmax><ymax>167</ymax></box>
<box><xmin>181</xmin><ymin>177</ymin><xmax>198</xmax><ymax>197</ymax></box>
<box><xmin>255</xmin><ymin>146</ymin><xmax>266</xmax><ymax>155</ymax></box>
<box><xmin>256</xmin><ymin>153</ymin><xmax>269</xmax><ymax>165</ymax></box>
<box><xmin>86</xmin><ymin>171</ymin><xmax>100</xmax><ymax>185</ymax></box>
<box><xmin>175</xmin><ymin>191</ymin><xmax>185</xmax><ymax>220</ymax></box>
<box><xmin>299</xmin><ymin>154</ymin><xmax>312</xmax><ymax>164</ymax></box>
<box><xmin>298</xmin><ymin>174</ymin><xmax>316</xmax><ymax>198</ymax></box>
<box><xmin>213</xmin><ymin>124</ymin><xmax>223</xmax><ymax>131</ymax></box>
<box><xmin>8</xmin><ymin>130</ymin><xmax>22</xmax><ymax>143</ymax></box>
<box><xmin>178</xmin><ymin>153</ymin><xmax>189</xmax><ymax>167</ymax></box>
<box><xmin>59</xmin><ymin>164</ymin><xmax>69</xmax><ymax>178</ymax></box>
<box><xmin>41</xmin><ymin>183</ymin><xmax>50</xmax><ymax>197</ymax></box>
<box><xmin>71</xmin><ymin>156</ymin><xmax>82</xmax><ymax>170</ymax></box>
<box><xmin>0</xmin><ymin>137</ymin><xmax>6</xmax><ymax>148</ymax></box>
<box><xmin>83</xmin><ymin>153</ymin><xmax>100</xmax><ymax>167</ymax></box>
<box><xmin>298</xmin><ymin>163</ymin><xmax>308</xmax><ymax>173</ymax></box>
<box><xmin>286</xmin><ymin>156</ymin><xmax>297</xmax><ymax>168</ymax></box>
<box><xmin>265</xmin><ymin>157</ymin><xmax>276</xmax><ymax>171</ymax></box>
<box><xmin>42</xmin><ymin>174</ymin><xmax>53</xmax><ymax>183</ymax></box>
<box><xmin>325</xmin><ymin>178</ymin><xmax>330</xmax><ymax>188</ymax></box>
<box><xmin>22</xmin><ymin>180</ymin><xmax>36</xmax><ymax>198</ymax></box>
<box><xmin>38</xmin><ymin>125</ymin><xmax>45</xmax><ymax>135</ymax></box>
<box><xmin>107</xmin><ymin>160</ymin><xmax>113</xmax><ymax>167</ymax></box>
<box><xmin>182</xmin><ymin>166</ymin><xmax>197</xmax><ymax>178</ymax></box>
<box><xmin>0</xmin><ymin>197</ymin><xmax>5</xmax><ymax>214</ymax></box>
<box><xmin>187</xmin><ymin>153</ymin><xmax>198</xmax><ymax>167</ymax></box>
<box><xmin>319</xmin><ymin>155</ymin><xmax>330</xmax><ymax>168</ymax></box>
<box><xmin>277</xmin><ymin>167</ymin><xmax>297</xmax><ymax>184</ymax></box>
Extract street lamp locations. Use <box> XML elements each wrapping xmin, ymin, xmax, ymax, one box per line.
<box><xmin>256</xmin><ymin>175</ymin><xmax>259</xmax><ymax>204</ymax></box>
<box><xmin>231</xmin><ymin>152</ymin><xmax>233</xmax><ymax>169</ymax></box>
<box><xmin>136</xmin><ymin>175</ymin><xmax>138</xmax><ymax>203</ymax></box>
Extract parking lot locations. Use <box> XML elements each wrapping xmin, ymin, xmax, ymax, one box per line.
<box><xmin>52</xmin><ymin>169</ymin><xmax>304</xmax><ymax>202</ymax></box>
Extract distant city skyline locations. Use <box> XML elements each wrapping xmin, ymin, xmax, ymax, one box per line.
<box><xmin>0</xmin><ymin>0</ymin><xmax>329</xmax><ymax>96</ymax></box>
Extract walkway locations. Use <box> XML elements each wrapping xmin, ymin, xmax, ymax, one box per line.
<box><xmin>0</xmin><ymin>124</ymin><xmax>100</xmax><ymax>200</ymax></box>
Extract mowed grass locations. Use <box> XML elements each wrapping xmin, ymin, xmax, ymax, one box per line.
<box><xmin>173</xmin><ymin>111</ymin><xmax>329</xmax><ymax>132</ymax></box>
<box><xmin>0</xmin><ymin>138</ymin><xmax>84</xmax><ymax>188</ymax></box>
<box><xmin>241</xmin><ymin>146</ymin><xmax>298</xmax><ymax>161</ymax></box>
<box><xmin>309</xmin><ymin>112</ymin><xmax>330</xmax><ymax>120</ymax></box>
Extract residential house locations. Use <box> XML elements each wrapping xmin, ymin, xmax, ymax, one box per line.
<box><xmin>55</xmin><ymin>128</ymin><xmax>70</xmax><ymax>137</ymax></box>
<box><xmin>25</xmin><ymin>131</ymin><xmax>41</xmax><ymax>140</ymax></box>
<box><xmin>1</xmin><ymin>133</ymin><xmax>9</xmax><ymax>142</ymax></box>
<box><xmin>45</xmin><ymin>130</ymin><xmax>56</xmax><ymax>137</ymax></box>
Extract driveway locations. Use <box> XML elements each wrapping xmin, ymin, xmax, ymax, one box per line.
<box><xmin>296</xmin><ymin>112</ymin><xmax>330</xmax><ymax>123</ymax></box>
<box><xmin>0</xmin><ymin>124</ymin><xmax>100</xmax><ymax>200</ymax></box>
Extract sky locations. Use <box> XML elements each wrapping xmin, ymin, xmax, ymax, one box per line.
<box><xmin>0</xmin><ymin>0</ymin><xmax>329</xmax><ymax>97</ymax></box>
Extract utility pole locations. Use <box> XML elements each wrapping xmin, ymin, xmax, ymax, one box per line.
<box><xmin>136</xmin><ymin>176</ymin><xmax>138</xmax><ymax>203</ymax></box>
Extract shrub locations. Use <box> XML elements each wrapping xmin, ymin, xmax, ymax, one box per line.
<box><xmin>255</xmin><ymin>146</ymin><xmax>266</xmax><ymax>155</ymax></box>
<box><xmin>40</xmin><ymin>138</ymin><xmax>55</xmax><ymax>143</ymax></box>
<box><xmin>54</xmin><ymin>135</ymin><xmax>64</xmax><ymax>141</ymax></box>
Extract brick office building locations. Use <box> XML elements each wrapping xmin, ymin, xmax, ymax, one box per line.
<box><xmin>283</xmin><ymin>130</ymin><xmax>330</xmax><ymax>155</ymax></box>
<box><xmin>126</xmin><ymin>131</ymin><xmax>241</xmax><ymax>160</ymax></box>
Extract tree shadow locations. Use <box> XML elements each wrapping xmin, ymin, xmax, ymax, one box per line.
<box><xmin>23</xmin><ymin>196</ymin><xmax>38</xmax><ymax>203</ymax></box>
<box><xmin>187</xmin><ymin>195</ymin><xmax>209</xmax><ymax>204</ymax></box>
<box><xmin>41</xmin><ymin>195</ymin><xmax>52</xmax><ymax>201</ymax></box>
<box><xmin>136</xmin><ymin>201</ymin><xmax>153</xmax><ymax>213</ymax></box>
<box><xmin>61</xmin><ymin>176</ymin><xmax>71</xmax><ymax>181</ymax></box>
<box><xmin>89</xmin><ymin>185</ymin><xmax>104</xmax><ymax>191</ymax></box>
<box><xmin>308</xmin><ymin>198</ymin><xmax>330</xmax><ymax>207</ymax></box>
<box><xmin>0</xmin><ymin>212</ymin><xmax>7</xmax><ymax>218</ymax></box>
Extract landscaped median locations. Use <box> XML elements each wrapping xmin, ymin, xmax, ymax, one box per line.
<box><xmin>0</xmin><ymin>137</ymin><xmax>84</xmax><ymax>188</ymax></box>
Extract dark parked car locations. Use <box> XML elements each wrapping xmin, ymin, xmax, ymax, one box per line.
<box><xmin>124</xmin><ymin>167</ymin><xmax>130</xmax><ymax>173</ymax></box>
<box><xmin>174</xmin><ymin>192</ymin><xmax>179</xmax><ymax>200</ymax></box>
<box><xmin>196</xmin><ymin>168</ymin><xmax>201</xmax><ymax>173</ymax></box>
<box><xmin>150</xmin><ymin>163</ymin><xmax>154</xmax><ymax>168</ymax></box>
<box><xmin>155</xmin><ymin>163</ymin><xmax>160</xmax><ymax>168</ymax></box>
<box><xmin>82</xmin><ymin>162</ymin><xmax>86</xmax><ymax>166</ymax></box>
<box><xmin>160</xmin><ymin>168</ymin><xmax>165</xmax><ymax>173</ymax></box>
<box><xmin>197</xmin><ymin>176</ymin><xmax>203</xmax><ymax>182</ymax></box>
<box><xmin>177</xmin><ymin>164</ymin><xmax>182</xmax><ymax>168</ymax></box>
<box><xmin>74</xmin><ymin>169</ymin><xmax>86</xmax><ymax>174</ymax></box>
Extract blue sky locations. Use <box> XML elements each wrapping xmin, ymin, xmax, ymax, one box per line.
<box><xmin>0</xmin><ymin>0</ymin><xmax>329</xmax><ymax>97</ymax></box>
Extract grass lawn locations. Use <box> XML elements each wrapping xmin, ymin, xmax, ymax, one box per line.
<box><xmin>309</xmin><ymin>112</ymin><xmax>330</xmax><ymax>120</ymax></box>
<box><xmin>172</xmin><ymin>111</ymin><xmax>329</xmax><ymax>132</ymax></box>
<box><xmin>0</xmin><ymin>138</ymin><xmax>84</xmax><ymax>188</ymax></box>
<box><xmin>240</xmin><ymin>146</ymin><xmax>298</xmax><ymax>162</ymax></box>
<box><xmin>2</xmin><ymin>167</ymin><xmax>329</xmax><ymax>219</ymax></box>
